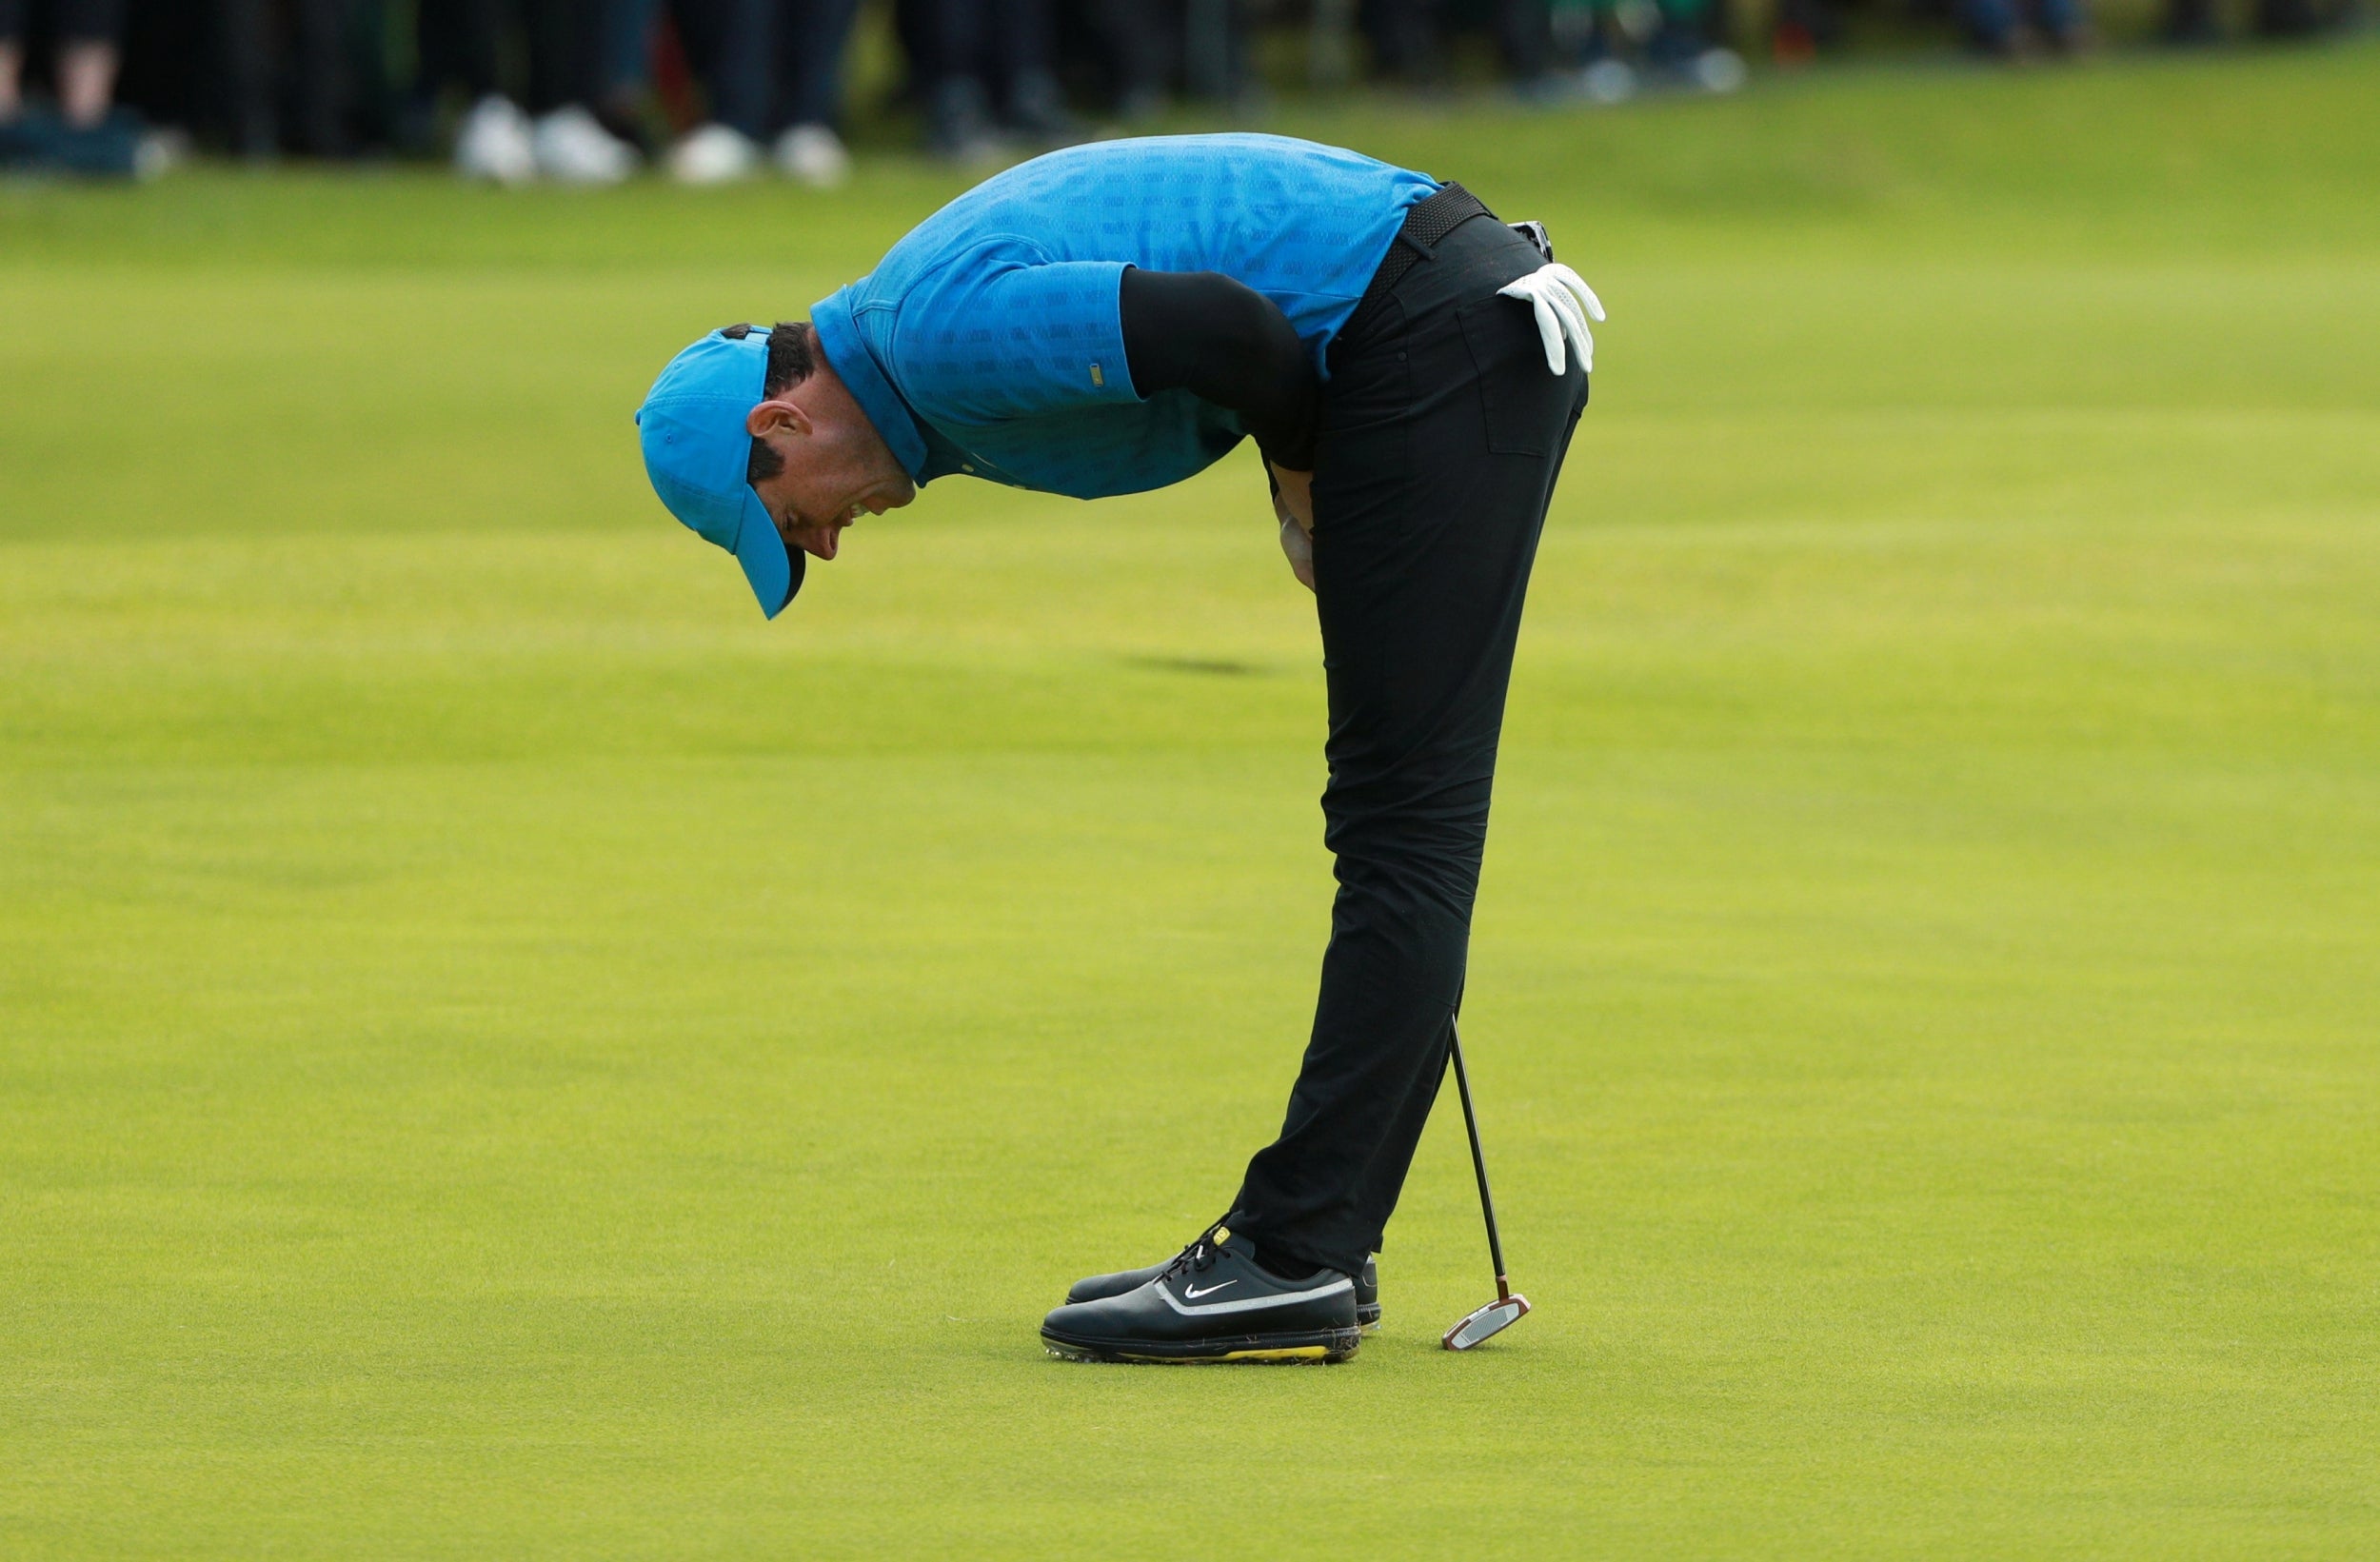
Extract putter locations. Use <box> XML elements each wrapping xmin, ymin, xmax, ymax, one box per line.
<box><xmin>1441</xmin><ymin>1023</ymin><xmax>1531</xmax><ymax>1351</ymax></box>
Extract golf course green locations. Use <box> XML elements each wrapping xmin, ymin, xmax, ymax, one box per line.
<box><xmin>5</xmin><ymin>42</ymin><xmax>2377</xmax><ymax>1556</ymax></box>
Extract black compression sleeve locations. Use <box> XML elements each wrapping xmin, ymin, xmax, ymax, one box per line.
<box><xmin>1119</xmin><ymin>268</ymin><xmax>1321</xmax><ymax>472</ymax></box>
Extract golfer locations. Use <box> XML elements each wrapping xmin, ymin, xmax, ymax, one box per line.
<box><xmin>636</xmin><ymin>133</ymin><xmax>1599</xmax><ymax>1364</ymax></box>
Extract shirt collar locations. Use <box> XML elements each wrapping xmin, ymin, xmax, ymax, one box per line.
<box><xmin>810</xmin><ymin>287</ymin><xmax>930</xmax><ymax>484</ymax></box>
<box><xmin>912</xmin><ymin>420</ymin><xmax>978</xmax><ymax>484</ymax></box>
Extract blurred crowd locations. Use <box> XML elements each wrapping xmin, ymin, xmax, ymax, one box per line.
<box><xmin>0</xmin><ymin>0</ymin><xmax>2363</xmax><ymax>180</ymax></box>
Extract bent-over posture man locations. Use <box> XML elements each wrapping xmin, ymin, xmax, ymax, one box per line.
<box><xmin>636</xmin><ymin>134</ymin><xmax>1601</xmax><ymax>1364</ymax></box>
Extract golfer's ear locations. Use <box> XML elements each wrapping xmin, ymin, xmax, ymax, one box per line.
<box><xmin>745</xmin><ymin>401</ymin><xmax>810</xmax><ymax>440</ymax></box>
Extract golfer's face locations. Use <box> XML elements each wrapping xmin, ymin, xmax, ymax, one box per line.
<box><xmin>755</xmin><ymin>445</ymin><xmax>916</xmax><ymax>563</ymax></box>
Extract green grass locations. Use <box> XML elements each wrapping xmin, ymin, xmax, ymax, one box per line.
<box><xmin>6</xmin><ymin>44</ymin><xmax>2380</xmax><ymax>1557</ymax></box>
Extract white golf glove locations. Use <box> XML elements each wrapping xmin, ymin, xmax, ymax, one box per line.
<box><xmin>1497</xmin><ymin>263</ymin><xmax>1606</xmax><ymax>377</ymax></box>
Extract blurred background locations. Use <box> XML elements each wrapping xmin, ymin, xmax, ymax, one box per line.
<box><xmin>0</xmin><ymin>0</ymin><xmax>2365</xmax><ymax>179</ymax></box>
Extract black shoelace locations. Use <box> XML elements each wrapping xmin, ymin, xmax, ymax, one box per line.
<box><xmin>1158</xmin><ymin>1225</ymin><xmax>1228</xmax><ymax>1283</ymax></box>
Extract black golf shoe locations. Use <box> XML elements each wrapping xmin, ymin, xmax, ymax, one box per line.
<box><xmin>1070</xmin><ymin>1246</ymin><xmax>1382</xmax><ymax>1331</ymax></box>
<box><xmin>1042</xmin><ymin>1225</ymin><xmax>1362</xmax><ymax>1364</ymax></box>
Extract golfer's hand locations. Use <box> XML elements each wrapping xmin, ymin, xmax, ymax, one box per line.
<box><xmin>1269</xmin><ymin>463</ymin><xmax>1315</xmax><ymax>592</ymax></box>
<box><xmin>1279</xmin><ymin>513</ymin><xmax>1316</xmax><ymax>592</ymax></box>
<box><xmin>1497</xmin><ymin>262</ymin><xmax>1606</xmax><ymax>376</ymax></box>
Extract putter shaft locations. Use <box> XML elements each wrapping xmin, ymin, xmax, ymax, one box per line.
<box><xmin>1448</xmin><ymin>1024</ymin><xmax>1511</xmax><ymax>1302</ymax></box>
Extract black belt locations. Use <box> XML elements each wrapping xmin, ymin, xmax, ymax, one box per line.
<box><xmin>1348</xmin><ymin>182</ymin><xmax>1554</xmax><ymax>336</ymax></box>
<box><xmin>1351</xmin><ymin>182</ymin><xmax>1493</xmax><ymax>327</ymax></box>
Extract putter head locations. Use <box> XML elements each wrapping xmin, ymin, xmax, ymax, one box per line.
<box><xmin>1441</xmin><ymin>1293</ymin><xmax>1531</xmax><ymax>1351</ymax></box>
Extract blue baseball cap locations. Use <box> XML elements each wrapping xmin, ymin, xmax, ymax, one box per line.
<box><xmin>635</xmin><ymin>326</ymin><xmax>802</xmax><ymax>618</ymax></box>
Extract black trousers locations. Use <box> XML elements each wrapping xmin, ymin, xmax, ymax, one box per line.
<box><xmin>1228</xmin><ymin>213</ymin><xmax>1588</xmax><ymax>1277</ymax></box>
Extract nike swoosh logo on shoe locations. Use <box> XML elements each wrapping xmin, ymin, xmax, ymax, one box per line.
<box><xmin>1182</xmin><ymin>1281</ymin><xmax>1237</xmax><ymax>1299</ymax></box>
<box><xmin>1158</xmin><ymin>1275</ymin><xmax>1355</xmax><ymax>1315</ymax></box>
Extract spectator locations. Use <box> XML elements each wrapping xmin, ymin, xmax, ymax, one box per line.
<box><xmin>1769</xmin><ymin>0</ymin><xmax>1840</xmax><ymax>63</ymax></box>
<box><xmin>1640</xmin><ymin>0</ymin><xmax>1746</xmax><ymax>86</ymax></box>
<box><xmin>661</xmin><ymin>0</ymin><xmax>771</xmax><ymax>180</ymax></box>
<box><xmin>419</xmin><ymin>0</ymin><xmax>640</xmax><ymax>184</ymax></box>
<box><xmin>1370</xmin><ymin>0</ymin><xmax>1605</xmax><ymax>99</ymax></box>
<box><xmin>897</xmin><ymin>0</ymin><xmax>1075</xmax><ymax>160</ymax></box>
<box><xmin>214</xmin><ymin>0</ymin><xmax>380</xmax><ymax>159</ymax></box>
<box><xmin>1366</xmin><ymin>0</ymin><xmax>1443</xmax><ymax>86</ymax></box>
<box><xmin>770</xmin><ymin>0</ymin><xmax>859</xmax><ymax>184</ymax></box>
<box><xmin>0</xmin><ymin>0</ymin><xmax>149</xmax><ymax>174</ymax></box>
<box><xmin>1053</xmin><ymin>0</ymin><xmax>1164</xmax><ymax>119</ymax></box>
<box><xmin>596</xmin><ymin>0</ymin><xmax>855</xmax><ymax>183</ymax></box>
<box><xmin>1959</xmin><ymin>0</ymin><xmax>2086</xmax><ymax>52</ymax></box>
<box><xmin>1176</xmin><ymin>0</ymin><xmax>1247</xmax><ymax>101</ymax></box>
<box><xmin>2248</xmin><ymin>0</ymin><xmax>2331</xmax><ymax>34</ymax></box>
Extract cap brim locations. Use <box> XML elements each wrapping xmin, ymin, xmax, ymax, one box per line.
<box><xmin>730</xmin><ymin>486</ymin><xmax>803</xmax><ymax>619</ymax></box>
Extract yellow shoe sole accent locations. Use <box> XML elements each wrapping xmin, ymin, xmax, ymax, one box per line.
<box><xmin>1087</xmin><ymin>1347</ymin><xmax>1347</xmax><ymax>1365</ymax></box>
<box><xmin>1045</xmin><ymin>1336</ymin><xmax>1358</xmax><ymax>1365</ymax></box>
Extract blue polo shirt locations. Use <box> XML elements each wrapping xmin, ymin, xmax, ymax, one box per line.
<box><xmin>809</xmin><ymin>134</ymin><xmax>1438</xmax><ymax>500</ymax></box>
